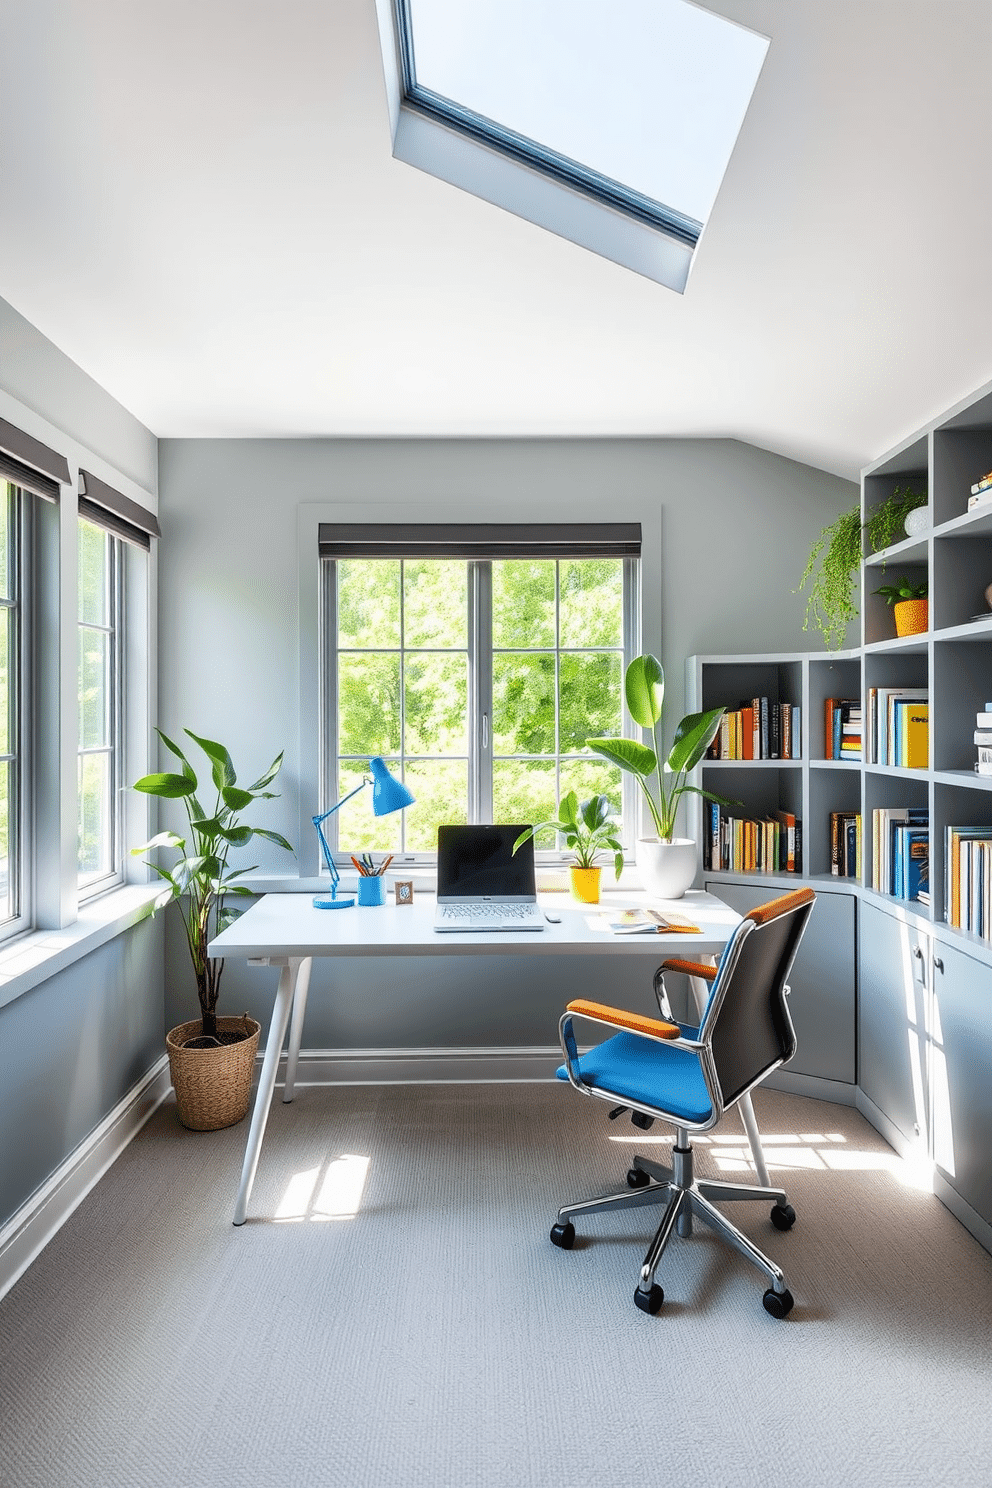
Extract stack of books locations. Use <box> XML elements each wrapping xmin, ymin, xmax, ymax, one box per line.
<box><xmin>946</xmin><ymin>825</ymin><xmax>992</xmax><ymax>939</ymax></box>
<box><xmin>708</xmin><ymin>698</ymin><xmax>801</xmax><ymax>760</ymax></box>
<box><xmin>968</xmin><ymin>470</ymin><xmax>992</xmax><ymax>511</ymax></box>
<box><xmin>824</xmin><ymin>697</ymin><xmax>861</xmax><ymax>760</ymax></box>
<box><xmin>866</xmin><ymin>686</ymin><xmax>928</xmax><ymax>766</ymax></box>
<box><xmin>829</xmin><ymin>811</ymin><xmax>861</xmax><ymax>877</ymax></box>
<box><xmin>975</xmin><ymin>702</ymin><xmax>992</xmax><ymax>775</ymax></box>
<box><xmin>871</xmin><ymin>807</ymin><xmax>929</xmax><ymax>900</ymax></box>
<box><xmin>705</xmin><ymin>802</ymin><xmax>800</xmax><ymax>874</ymax></box>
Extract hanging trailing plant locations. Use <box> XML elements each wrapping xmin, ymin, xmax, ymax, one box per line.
<box><xmin>798</xmin><ymin>485</ymin><xmax>928</xmax><ymax>650</ymax></box>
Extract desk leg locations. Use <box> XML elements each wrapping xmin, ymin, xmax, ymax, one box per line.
<box><xmin>283</xmin><ymin>956</ymin><xmax>313</xmax><ymax>1103</ymax></box>
<box><xmin>687</xmin><ymin>970</ymin><xmax>770</xmax><ymax>1187</ymax></box>
<box><xmin>233</xmin><ymin>956</ymin><xmax>303</xmax><ymax>1226</ymax></box>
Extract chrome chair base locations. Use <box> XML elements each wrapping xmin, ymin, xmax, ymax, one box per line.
<box><xmin>552</xmin><ymin>1133</ymin><xmax>796</xmax><ymax>1318</ymax></box>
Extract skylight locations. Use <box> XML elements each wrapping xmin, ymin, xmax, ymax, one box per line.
<box><xmin>374</xmin><ymin>0</ymin><xmax>769</xmax><ymax>292</ymax></box>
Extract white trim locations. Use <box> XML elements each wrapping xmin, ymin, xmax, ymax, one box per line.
<box><xmin>269</xmin><ymin>1045</ymin><xmax>563</xmax><ymax>1087</ymax></box>
<box><xmin>0</xmin><ymin>1055</ymin><xmax>171</xmax><ymax>1302</ymax></box>
<box><xmin>765</xmin><ymin>1069</ymin><xmax>857</xmax><ymax>1104</ymax></box>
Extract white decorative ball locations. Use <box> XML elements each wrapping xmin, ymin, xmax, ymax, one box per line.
<box><xmin>904</xmin><ymin>505</ymin><xmax>930</xmax><ymax>537</ymax></box>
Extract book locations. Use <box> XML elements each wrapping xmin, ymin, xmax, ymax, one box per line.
<box><xmin>970</xmin><ymin>472</ymin><xmax>992</xmax><ymax>495</ymax></box>
<box><xmin>773</xmin><ymin>809</ymin><xmax>797</xmax><ymax>872</ymax></box>
<box><xmin>900</xmin><ymin>702</ymin><xmax>928</xmax><ymax>768</ymax></box>
<box><xmin>594</xmin><ymin>908</ymin><xmax>702</xmax><ymax>935</ymax></box>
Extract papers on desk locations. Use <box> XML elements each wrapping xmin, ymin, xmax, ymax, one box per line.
<box><xmin>588</xmin><ymin>908</ymin><xmax>703</xmax><ymax>935</ymax></box>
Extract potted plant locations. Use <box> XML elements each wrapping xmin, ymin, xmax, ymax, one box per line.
<box><xmin>586</xmin><ymin>654</ymin><xmax>732</xmax><ymax>899</ymax></box>
<box><xmin>874</xmin><ymin>575</ymin><xmax>929</xmax><ymax>637</ymax></box>
<box><xmin>513</xmin><ymin>790</ymin><xmax>623</xmax><ymax>904</ymax></box>
<box><xmin>133</xmin><ymin>728</ymin><xmax>294</xmax><ymax>1131</ymax></box>
<box><xmin>798</xmin><ymin>486</ymin><xmax>928</xmax><ymax>650</ymax></box>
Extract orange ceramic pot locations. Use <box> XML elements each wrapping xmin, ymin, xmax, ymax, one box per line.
<box><xmin>570</xmin><ymin>866</ymin><xmax>602</xmax><ymax>903</ymax></box>
<box><xmin>894</xmin><ymin>598</ymin><xmax>928</xmax><ymax>637</ymax></box>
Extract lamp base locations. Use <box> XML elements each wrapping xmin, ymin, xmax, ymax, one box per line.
<box><xmin>312</xmin><ymin>894</ymin><xmax>356</xmax><ymax>910</ymax></box>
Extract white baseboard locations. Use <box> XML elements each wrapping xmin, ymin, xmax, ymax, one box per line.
<box><xmin>271</xmin><ymin>1046</ymin><xmax>564</xmax><ymax>1086</ymax></box>
<box><xmin>766</xmin><ymin>1069</ymin><xmax>857</xmax><ymax>1104</ymax></box>
<box><xmin>0</xmin><ymin>1056</ymin><xmax>172</xmax><ymax>1303</ymax></box>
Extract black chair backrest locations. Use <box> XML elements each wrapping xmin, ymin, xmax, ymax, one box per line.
<box><xmin>703</xmin><ymin>889</ymin><xmax>815</xmax><ymax>1107</ymax></box>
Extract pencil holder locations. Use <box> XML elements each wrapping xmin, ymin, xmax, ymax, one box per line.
<box><xmin>357</xmin><ymin>875</ymin><xmax>386</xmax><ymax>906</ymax></box>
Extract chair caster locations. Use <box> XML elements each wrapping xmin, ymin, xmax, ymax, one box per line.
<box><xmin>626</xmin><ymin>1166</ymin><xmax>651</xmax><ymax>1189</ymax></box>
<box><xmin>770</xmin><ymin>1202</ymin><xmax>796</xmax><ymax>1231</ymax></box>
<box><xmin>634</xmin><ymin>1284</ymin><xmax>664</xmax><ymax>1315</ymax></box>
<box><xmin>762</xmin><ymin>1287</ymin><xmax>794</xmax><ymax>1319</ymax></box>
<box><xmin>550</xmin><ymin>1221</ymin><xmax>575</xmax><ymax>1250</ymax></box>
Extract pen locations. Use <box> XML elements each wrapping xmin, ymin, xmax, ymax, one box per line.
<box><xmin>378</xmin><ymin>855</ymin><xmax>394</xmax><ymax>876</ymax></box>
<box><xmin>350</xmin><ymin>855</ymin><xmax>368</xmax><ymax>877</ymax></box>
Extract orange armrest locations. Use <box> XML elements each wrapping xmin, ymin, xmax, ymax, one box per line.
<box><xmin>659</xmin><ymin>958</ymin><xmax>717</xmax><ymax>981</ymax></box>
<box><xmin>565</xmin><ymin>998</ymin><xmax>681</xmax><ymax>1040</ymax></box>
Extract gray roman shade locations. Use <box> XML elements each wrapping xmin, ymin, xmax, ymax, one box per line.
<box><xmin>78</xmin><ymin>470</ymin><xmax>161</xmax><ymax>550</ymax></box>
<box><xmin>0</xmin><ymin>416</ymin><xmax>70</xmax><ymax>502</ymax></box>
<box><xmin>318</xmin><ymin>522</ymin><xmax>641</xmax><ymax>559</ymax></box>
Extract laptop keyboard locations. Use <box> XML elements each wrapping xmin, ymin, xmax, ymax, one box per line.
<box><xmin>439</xmin><ymin>903</ymin><xmax>541</xmax><ymax>924</ymax></box>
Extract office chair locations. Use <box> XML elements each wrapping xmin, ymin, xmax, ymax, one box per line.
<box><xmin>551</xmin><ymin>886</ymin><xmax>815</xmax><ymax>1318</ymax></box>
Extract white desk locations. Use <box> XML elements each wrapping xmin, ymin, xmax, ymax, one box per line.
<box><xmin>208</xmin><ymin>889</ymin><xmax>746</xmax><ymax>1224</ymax></box>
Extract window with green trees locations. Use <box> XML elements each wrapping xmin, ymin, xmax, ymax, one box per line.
<box><xmin>77</xmin><ymin>518</ymin><xmax>123</xmax><ymax>891</ymax></box>
<box><xmin>0</xmin><ymin>481</ymin><xmax>22</xmax><ymax>929</ymax></box>
<box><xmin>325</xmin><ymin>552</ymin><xmax>635</xmax><ymax>856</ymax></box>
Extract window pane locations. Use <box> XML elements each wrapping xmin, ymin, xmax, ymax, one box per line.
<box><xmin>79</xmin><ymin>628</ymin><xmax>110</xmax><ymax>750</ymax></box>
<box><xmin>0</xmin><ymin>759</ymin><xmax>10</xmax><ymax>920</ymax></box>
<box><xmin>403</xmin><ymin>759</ymin><xmax>469</xmax><ymax>850</ymax></box>
<box><xmin>78</xmin><ymin>752</ymin><xmax>111</xmax><ymax>882</ymax></box>
<box><xmin>559</xmin><ymin>559</ymin><xmax>623</xmax><ymax>648</ymax></box>
<box><xmin>79</xmin><ymin>521</ymin><xmax>109</xmax><ymax>626</ymax></box>
<box><xmin>493</xmin><ymin>759</ymin><xmax>557</xmax><ymax>834</ymax></box>
<box><xmin>0</xmin><ymin>608</ymin><xmax>8</xmax><ymax>758</ymax></box>
<box><xmin>492</xmin><ymin>653</ymin><xmax>556</xmax><ymax>755</ymax></box>
<box><xmin>493</xmin><ymin>560</ymin><xmax>555</xmax><ymax>648</ymax></box>
<box><xmin>404</xmin><ymin>654</ymin><xmax>469</xmax><ymax>756</ymax></box>
<box><xmin>338</xmin><ymin>653</ymin><xmax>402</xmax><ymax>757</ymax></box>
<box><xmin>560</xmin><ymin>652</ymin><xmax>622</xmax><ymax>751</ymax></box>
<box><xmin>404</xmin><ymin>560</ymin><xmax>467</xmax><ymax>648</ymax></box>
<box><xmin>0</xmin><ymin>485</ymin><xmax>10</xmax><ymax>599</ymax></box>
<box><xmin>558</xmin><ymin>759</ymin><xmax>623</xmax><ymax>820</ymax></box>
<box><xmin>338</xmin><ymin>560</ymin><xmax>401</xmax><ymax>648</ymax></box>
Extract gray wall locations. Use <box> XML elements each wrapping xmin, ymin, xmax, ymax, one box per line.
<box><xmin>157</xmin><ymin>435</ymin><xmax>856</xmax><ymax>1048</ymax></box>
<box><xmin>0</xmin><ymin>298</ymin><xmax>164</xmax><ymax>1231</ymax></box>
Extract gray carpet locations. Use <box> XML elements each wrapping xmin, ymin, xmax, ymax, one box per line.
<box><xmin>1</xmin><ymin>1081</ymin><xmax>991</xmax><ymax>1488</ymax></box>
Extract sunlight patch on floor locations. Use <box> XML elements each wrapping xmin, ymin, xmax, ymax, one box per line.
<box><xmin>275</xmin><ymin>1154</ymin><xmax>371</xmax><ymax>1221</ymax></box>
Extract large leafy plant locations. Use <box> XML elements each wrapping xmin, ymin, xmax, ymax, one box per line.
<box><xmin>133</xmin><ymin>730</ymin><xmax>294</xmax><ymax>1042</ymax></box>
<box><xmin>513</xmin><ymin>791</ymin><xmax>623</xmax><ymax>876</ymax></box>
<box><xmin>586</xmin><ymin>655</ymin><xmax>732</xmax><ymax>842</ymax></box>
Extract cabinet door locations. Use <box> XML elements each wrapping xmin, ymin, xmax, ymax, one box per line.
<box><xmin>858</xmin><ymin>899</ymin><xmax>929</xmax><ymax>1147</ymax></box>
<box><xmin>931</xmin><ymin>939</ymin><xmax>992</xmax><ymax>1226</ymax></box>
<box><xmin>704</xmin><ymin>879</ymin><xmax>855</xmax><ymax>1083</ymax></box>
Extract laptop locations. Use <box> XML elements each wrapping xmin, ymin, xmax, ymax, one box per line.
<box><xmin>434</xmin><ymin>824</ymin><xmax>546</xmax><ymax>933</ymax></box>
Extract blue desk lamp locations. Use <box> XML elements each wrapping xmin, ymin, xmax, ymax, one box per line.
<box><xmin>312</xmin><ymin>757</ymin><xmax>415</xmax><ymax>909</ymax></box>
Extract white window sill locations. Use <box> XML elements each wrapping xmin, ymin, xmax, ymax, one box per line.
<box><xmin>0</xmin><ymin>882</ymin><xmax>162</xmax><ymax>1011</ymax></box>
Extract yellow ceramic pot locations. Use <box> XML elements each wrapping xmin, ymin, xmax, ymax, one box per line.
<box><xmin>894</xmin><ymin>597</ymin><xmax>928</xmax><ymax>637</ymax></box>
<box><xmin>570</xmin><ymin>866</ymin><xmax>602</xmax><ymax>903</ymax></box>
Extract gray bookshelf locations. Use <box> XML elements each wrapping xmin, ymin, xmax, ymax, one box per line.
<box><xmin>684</xmin><ymin>373</ymin><xmax>992</xmax><ymax>1257</ymax></box>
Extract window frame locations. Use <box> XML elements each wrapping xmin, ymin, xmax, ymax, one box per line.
<box><xmin>0</xmin><ymin>481</ymin><xmax>31</xmax><ymax>941</ymax></box>
<box><xmin>76</xmin><ymin>515</ymin><xmax>126</xmax><ymax>899</ymax></box>
<box><xmin>317</xmin><ymin>545</ymin><xmax>640</xmax><ymax>869</ymax></box>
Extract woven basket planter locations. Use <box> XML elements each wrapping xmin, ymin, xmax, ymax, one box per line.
<box><xmin>166</xmin><ymin>1015</ymin><xmax>261</xmax><ymax>1131</ymax></box>
<box><xmin>894</xmin><ymin>597</ymin><xmax>928</xmax><ymax>637</ymax></box>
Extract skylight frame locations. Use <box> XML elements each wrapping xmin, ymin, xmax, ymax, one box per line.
<box><xmin>374</xmin><ymin>0</ymin><xmax>768</xmax><ymax>293</ymax></box>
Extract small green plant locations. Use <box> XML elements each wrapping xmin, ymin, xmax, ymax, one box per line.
<box><xmin>874</xmin><ymin>576</ymin><xmax>928</xmax><ymax>605</ymax></box>
<box><xmin>132</xmin><ymin>730</ymin><xmax>294</xmax><ymax>1041</ymax></box>
<box><xmin>797</xmin><ymin>486</ymin><xmax>928</xmax><ymax>649</ymax></box>
<box><xmin>586</xmin><ymin>654</ymin><xmax>735</xmax><ymax>842</ymax></box>
<box><xmin>513</xmin><ymin>791</ymin><xmax>624</xmax><ymax>877</ymax></box>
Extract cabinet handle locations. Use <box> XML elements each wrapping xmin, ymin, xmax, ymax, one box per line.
<box><xmin>913</xmin><ymin>945</ymin><xmax>924</xmax><ymax>959</ymax></box>
<box><xmin>932</xmin><ymin>956</ymin><xmax>944</xmax><ymax>974</ymax></box>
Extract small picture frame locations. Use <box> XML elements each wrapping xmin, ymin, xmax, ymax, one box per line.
<box><xmin>394</xmin><ymin>880</ymin><xmax>414</xmax><ymax>905</ymax></box>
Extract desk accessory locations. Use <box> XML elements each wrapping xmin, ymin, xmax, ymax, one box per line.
<box><xmin>395</xmin><ymin>880</ymin><xmax>414</xmax><ymax>905</ymax></box>
<box><xmin>312</xmin><ymin>758</ymin><xmax>414</xmax><ymax>909</ymax></box>
<box><xmin>357</xmin><ymin>875</ymin><xmax>386</xmax><ymax>906</ymax></box>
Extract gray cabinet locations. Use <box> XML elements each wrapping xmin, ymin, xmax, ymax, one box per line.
<box><xmin>704</xmin><ymin>878</ymin><xmax>855</xmax><ymax>1084</ymax></box>
<box><xmin>932</xmin><ymin>938</ymin><xmax>992</xmax><ymax>1228</ymax></box>
<box><xmin>858</xmin><ymin>899</ymin><xmax>930</xmax><ymax>1149</ymax></box>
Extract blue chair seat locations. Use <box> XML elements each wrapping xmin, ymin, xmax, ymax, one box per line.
<box><xmin>556</xmin><ymin>1030</ymin><xmax>713</xmax><ymax>1125</ymax></box>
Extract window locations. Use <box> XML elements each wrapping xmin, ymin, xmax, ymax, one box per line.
<box><xmin>0</xmin><ymin>481</ymin><xmax>27</xmax><ymax>935</ymax></box>
<box><xmin>376</xmin><ymin>0</ymin><xmax>769</xmax><ymax>291</ymax></box>
<box><xmin>320</xmin><ymin>525</ymin><xmax>639</xmax><ymax>859</ymax></box>
<box><xmin>77</xmin><ymin>518</ymin><xmax>123</xmax><ymax>893</ymax></box>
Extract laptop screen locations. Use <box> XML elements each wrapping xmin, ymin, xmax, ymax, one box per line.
<box><xmin>436</xmin><ymin>824</ymin><xmax>536</xmax><ymax>899</ymax></box>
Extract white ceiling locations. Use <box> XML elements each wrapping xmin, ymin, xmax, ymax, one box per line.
<box><xmin>2</xmin><ymin>0</ymin><xmax>991</xmax><ymax>481</ymax></box>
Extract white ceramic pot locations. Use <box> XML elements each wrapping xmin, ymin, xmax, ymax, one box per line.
<box><xmin>904</xmin><ymin>505</ymin><xmax>930</xmax><ymax>538</ymax></box>
<box><xmin>638</xmin><ymin>837</ymin><xmax>697</xmax><ymax>899</ymax></box>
